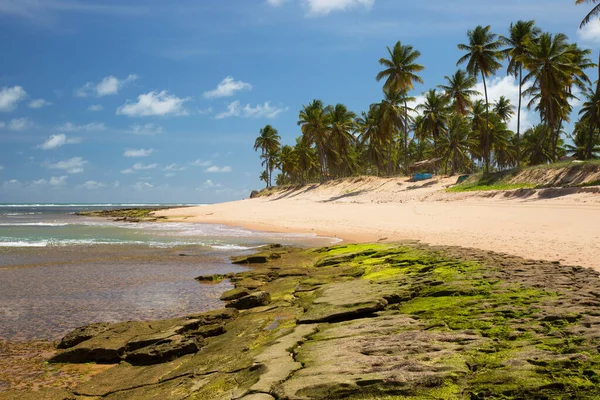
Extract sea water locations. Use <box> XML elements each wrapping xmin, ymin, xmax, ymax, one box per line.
<box><xmin>0</xmin><ymin>204</ymin><xmax>337</xmax><ymax>341</ymax></box>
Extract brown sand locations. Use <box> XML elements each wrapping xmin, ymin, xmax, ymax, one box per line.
<box><xmin>156</xmin><ymin>176</ymin><xmax>600</xmax><ymax>271</ymax></box>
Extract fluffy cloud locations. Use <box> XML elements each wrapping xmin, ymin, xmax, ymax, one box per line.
<box><xmin>8</xmin><ymin>118</ymin><xmax>33</xmax><ymax>131</ymax></box>
<box><xmin>266</xmin><ymin>0</ymin><xmax>288</xmax><ymax>5</ymax></box>
<box><xmin>120</xmin><ymin>169</ymin><xmax>135</xmax><ymax>174</ymax></box>
<box><xmin>88</xmin><ymin>104</ymin><xmax>104</xmax><ymax>112</ymax></box>
<box><xmin>198</xmin><ymin>107</ymin><xmax>214</xmax><ymax>115</ymax></box>
<box><xmin>304</xmin><ymin>0</ymin><xmax>374</xmax><ymax>15</ymax></box>
<box><xmin>75</xmin><ymin>74</ymin><xmax>138</xmax><ymax>97</ymax></box>
<box><xmin>203</xmin><ymin>179</ymin><xmax>222</xmax><ymax>188</ymax></box>
<box><xmin>56</xmin><ymin>122</ymin><xmax>106</xmax><ymax>132</ymax></box>
<box><xmin>124</xmin><ymin>148</ymin><xmax>154</xmax><ymax>157</ymax></box>
<box><xmin>133</xmin><ymin>182</ymin><xmax>154</xmax><ymax>190</ymax></box>
<box><xmin>129</xmin><ymin>123</ymin><xmax>163</xmax><ymax>135</ymax></box>
<box><xmin>0</xmin><ymin>86</ymin><xmax>27</xmax><ymax>112</ymax></box>
<box><xmin>0</xmin><ymin>165</ymin><xmax>4</xmax><ymax>171</ymax></box>
<box><xmin>205</xmin><ymin>165</ymin><xmax>232</xmax><ymax>173</ymax></box>
<box><xmin>203</xmin><ymin>77</ymin><xmax>252</xmax><ymax>99</ymax></box>
<box><xmin>578</xmin><ymin>19</ymin><xmax>600</xmax><ymax>44</ymax></box>
<box><xmin>47</xmin><ymin>157</ymin><xmax>87</xmax><ymax>174</ymax></box>
<box><xmin>132</xmin><ymin>162</ymin><xmax>158</xmax><ymax>170</ymax></box>
<box><xmin>39</xmin><ymin>134</ymin><xmax>81</xmax><ymax>150</ymax></box>
<box><xmin>49</xmin><ymin>176</ymin><xmax>67</xmax><ymax>186</ymax></box>
<box><xmin>80</xmin><ymin>181</ymin><xmax>107</xmax><ymax>190</ymax></box>
<box><xmin>215</xmin><ymin>101</ymin><xmax>287</xmax><ymax>119</ymax></box>
<box><xmin>117</xmin><ymin>91</ymin><xmax>189</xmax><ymax>117</ymax></box>
<box><xmin>29</xmin><ymin>99</ymin><xmax>52</xmax><ymax>109</ymax></box>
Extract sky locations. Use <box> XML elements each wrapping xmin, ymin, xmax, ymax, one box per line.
<box><xmin>0</xmin><ymin>0</ymin><xmax>598</xmax><ymax>204</ymax></box>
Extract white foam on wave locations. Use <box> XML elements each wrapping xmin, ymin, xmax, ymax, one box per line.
<box><xmin>210</xmin><ymin>244</ymin><xmax>263</xmax><ymax>251</ymax></box>
<box><xmin>0</xmin><ymin>222</ymin><xmax>69</xmax><ymax>227</ymax></box>
<box><xmin>0</xmin><ymin>241</ymin><xmax>48</xmax><ymax>247</ymax></box>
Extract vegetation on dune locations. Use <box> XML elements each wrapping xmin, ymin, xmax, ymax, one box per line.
<box><xmin>253</xmin><ymin>8</ymin><xmax>600</xmax><ymax>188</ymax></box>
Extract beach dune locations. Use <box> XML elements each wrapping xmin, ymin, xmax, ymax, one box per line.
<box><xmin>156</xmin><ymin>176</ymin><xmax>600</xmax><ymax>272</ymax></box>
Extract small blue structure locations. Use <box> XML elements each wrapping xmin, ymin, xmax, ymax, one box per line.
<box><xmin>412</xmin><ymin>173</ymin><xmax>433</xmax><ymax>181</ymax></box>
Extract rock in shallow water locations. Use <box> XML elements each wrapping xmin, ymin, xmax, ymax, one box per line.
<box><xmin>226</xmin><ymin>291</ymin><xmax>271</xmax><ymax>310</ymax></box>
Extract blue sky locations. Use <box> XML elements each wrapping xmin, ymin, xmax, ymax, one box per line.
<box><xmin>0</xmin><ymin>0</ymin><xmax>598</xmax><ymax>203</ymax></box>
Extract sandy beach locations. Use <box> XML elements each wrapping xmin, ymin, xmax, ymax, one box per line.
<box><xmin>156</xmin><ymin>176</ymin><xmax>600</xmax><ymax>271</ymax></box>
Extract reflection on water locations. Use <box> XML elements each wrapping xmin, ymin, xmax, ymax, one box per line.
<box><xmin>0</xmin><ymin>245</ymin><xmax>248</xmax><ymax>341</ymax></box>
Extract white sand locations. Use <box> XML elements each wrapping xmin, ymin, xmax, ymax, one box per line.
<box><xmin>156</xmin><ymin>176</ymin><xmax>600</xmax><ymax>271</ymax></box>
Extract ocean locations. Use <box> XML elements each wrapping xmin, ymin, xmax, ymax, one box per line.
<box><xmin>0</xmin><ymin>204</ymin><xmax>337</xmax><ymax>341</ymax></box>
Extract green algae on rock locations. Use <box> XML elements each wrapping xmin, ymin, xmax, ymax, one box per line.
<box><xmin>16</xmin><ymin>243</ymin><xmax>600</xmax><ymax>399</ymax></box>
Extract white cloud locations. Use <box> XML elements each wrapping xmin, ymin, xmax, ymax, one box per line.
<box><xmin>578</xmin><ymin>19</ymin><xmax>600</xmax><ymax>44</ymax></box>
<box><xmin>266</xmin><ymin>0</ymin><xmax>288</xmax><ymax>5</ymax></box>
<box><xmin>117</xmin><ymin>91</ymin><xmax>189</xmax><ymax>117</ymax></box>
<box><xmin>0</xmin><ymin>86</ymin><xmax>27</xmax><ymax>112</ymax></box>
<box><xmin>132</xmin><ymin>162</ymin><xmax>158</xmax><ymax>170</ymax></box>
<box><xmin>165</xmin><ymin>173</ymin><xmax>175</xmax><ymax>177</ymax></box>
<box><xmin>0</xmin><ymin>122</ymin><xmax>4</xmax><ymax>128</ymax></box>
<box><xmin>49</xmin><ymin>176</ymin><xmax>67</xmax><ymax>186</ymax></box>
<box><xmin>164</xmin><ymin>163</ymin><xmax>187</xmax><ymax>171</ymax></box>
<box><xmin>80</xmin><ymin>181</ymin><xmax>106</xmax><ymax>190</ymax></box>
<box><xmin>191</xmin><ymin>159</ymin><xmax>212</xmax><ymax>167</ymax></box>
<box><xmin>32</xmin><ymin>178</ymin><xmax>47</xmax><ymax>186</ymax></box>
<box><xmin>215</xmin><ymin>101</ymin><xmax>287</xmax><ymax>119</ymax></box>
<box><xmin>304</xmin><ymin>0</ymin><xmax>375</xmax><ymax>16</ymax></box>
<box><xmin>56</xmin><ymin>122</ymin><xmax>105</xmax><ymax>132</ymax></box>
<box><xmin>47</xmin><ymin>157</ymin><xmax>87</xmax><ymax>174</ymax></box>
<box><xmin>39</xmin><ymin>134</ymin><xmax>81</xmax><ymax>150</ymax></box>
<box><xmin>75</xmin><ymin>74</ymin><xmax>138</xmax><ymax>97</ymax></box>
<box><xmin>198</xmin><ymin>107</ymin><xmax>214</xmax><ymax>115</ymax></box>
<box><xmin>8</xmin><ymin>118</ymin><xmax>33</xmax><ymax>131</ymax></box>
<box><xmin>203</xmin><ymin>179</ymin><xmax>222</xmax><ymax>188</ymax></box>
<box><xmin>0</xmin><ymin>165</ymin><xmax>3</xmax><ymax>171</ymax></box>
<box><xmin>129</xmin><ymin>123</ymin><xmax>163</xmax><ymax>135</ymax></box>
<box><xmin>203</xmin><ymin>77</ymin><xmax>252</xmax><ymax>99</ymax></box>
<box><xmin>29</xmin><ymin>99</ymin><xmax>52</xmax><ymax>109</ymax></box>
<box><xmin>88</xmin><ymin>104</ymin><xmax>104</xmax><ymax>112</ymax></box>
<box><xmin>121</xmin><ymin>168</ymin><xmax>135</xmax><ymax>174</ymax></box>
<box><xmin>205</xmin><ymin>165</ymin><xmax>232</xmax><ymax>173</ymax></box>
<box><xmin>474</xmin><ymin>76</ymin><xmax>535</xmax><ymax>133</ymax></box>
<box><xmin>124</xmin><ymin>148</ymin><xmax>154</xmax><ymax>157</ymax></box>
<box><xmin>133</xmin><ymin>182</ymin><xmax>154</xmax><ymax>190</ymax></box>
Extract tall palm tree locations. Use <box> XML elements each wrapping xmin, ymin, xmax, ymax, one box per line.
<box><xmin>325</xmin><ymin>103</ymin><xmax>357</xmax><ymax>178</ymax></box>
<box><xmin>500</xmin><ymin>20</ymin><xmax>541</xmax><ymax>166</ymax></box>
<box><xmin>576</xmin><ymin>0</ymin><xmax>600</xmax><ymax>27</ymax></box>
<box><xmin>438</xmin><ymin>114</ymin><xmax>473</xmax><ymax>175</ymax></box>
<box><xmin>375</xmin><ymin>89</ymin><xmax>407</xmax><ymax>174</ymax></box>
<box><xmin>457</xmin><ymin>25</ymin><xmax>504</xmax><ymax>173</ymax></box>
<box><xmin>358</xmin><ymin>106</ymin><xmax>387</xmax><ymax>174</ymax></box>
<box><xmin>579</xmin><ymin>66</ymin><xmax>600</xmax><ymax>159</ymax></box>
<box><xmin>437</xmin><ymin>70</ymin><xmax>480</xmax><ymax>116</ymax></box>
<box><xmin>254</xmin><ymin>125</ymin><xmax>281</xmax><ymax>188</ymax></box>
<box><xmin>520</xmin><ymin>32</ymin><xmax>585</xmax><ymax>161</ymax></box>
<box><xmin>417</xmin><ymin>89</ymin><xmax>450</xmax><ymax>156</ymax></box>
<box><xmin>376</xmin><ymin>41</ymin><xmax>424</xmax><ymax>174</ymax></box>
<box><xmin>294</xmin><ymin>136</ymin><xmax>317</xmax><ymax>184</ymax></box>
<box><xmin>493</xmin><ymin>96</ymin><xmax>516</xmax><ymax>123</ymax></box>
<box><xmin>568</xmin><ymin>120</ymin><xmax>600</xmax><ymax>159</ymax></box>
<box><xmin>298</xmin><ymin>100</ymin><xmax>329</xmax><ymax>180</ymax></box>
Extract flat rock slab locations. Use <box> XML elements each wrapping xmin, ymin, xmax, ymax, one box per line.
<box><xmin>125</xmin><ymin>335</ymin><xmax>200</xmax><ymax>366</ymax></box>
<box><xmin>227</xmin><ymin>292</ymin><xmax>271</xmax><ymax>310</ymax></box>
<box><xmin>298</xmin><ymin>280</ymin><xmax>388</xmax><ymax>324</ymax></box>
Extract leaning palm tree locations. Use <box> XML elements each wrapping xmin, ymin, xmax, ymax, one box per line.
<box><xmin>576</xmin><ymin>0</ymin><xmax>600</xmax><ymax>27</ymax></box>
<box><xmin>376</xmin><ymin>41</ymin><xmax>424</xmax><ymax>174</ymax></box>
<box><xmin>254</xmin><ymin>125</ymin><xmax>281</xmax><ymax>188</ymax></box>
<box><xmin>500</xmin><ymin>20</ymin><xmax>541</xmax><ymax>166</ymax></box>
<box><xmin>437</xmin><ymin>69</ymin><xmax>480</xmax><ymax>116</ymax></box>
<box><xmin>457</xmin><ymin>25</ymin><xmax>504</xmax><ymax>173</ymax></box>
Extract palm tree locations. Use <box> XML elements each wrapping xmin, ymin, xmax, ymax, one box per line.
<box><xmin>325</xmin><ymin>103</ymin><xmax>357</xmax><ymax>177</ymax></box>
<box><xmin>500</xmin><ymin>20</ymin><xmax>541</xmax><ymax>166</ymax></box>
<box><xmin>494</xmin><ymin>96</ymin><xmax>516</xmax><ymax>123</ymax></box>
<box><xmin>438</xmin><ymin>114</ymin><xmax>473</xmax><ymax>175</ymax></box>
<box><xmin>520</xmin><ymin>32</ymin><xmax>585</xmax><ymax>162</ymax></box>
<box><xmin>417</xmin><ymin>89</ymin><xmax>450</xmax><ymax>156</ymax></box>
<box><xmin>254</xmin><ymin>125</ymin><xmax>281</xmax><ymax>188</ymax></box>
<box><xmin>579</xmin><ymin>69</ymin><xmax>600</xmax><ymax>159</ymax></box>
<box><xmin>437</xmin><ymin>70</ymin><xmax>480</xmax><ymax>116</ymax></box>
<box><xmin>278</xmin><ymin>145</ymin><xmax>299</xmax><ymax>183</ymax></box>
<box><xmin>576</xmin><ymin>0</ymin><xmax>600</xmax><ymax>27</ymax></box>
<box><xmin>567</xmin><ymin>121</ymin><xmax>600</xmax><ymax>159</ymax></box>
<box><xmin>376</xmin><ymin>41</ymin><xmax>424</xmax><ymax>174</ymax></box>
<box><xmin>294</xmin><ymin>136</ymin><xmax>317</xmax><ymax>184</ymax></box>
<box><xmin>521</xmin><ymin>124</ymin><xmax>554</xmax><ymax>165</ymax></box>
<box><xmin>457</xmin><ymin>25</ymin><xmax>504</xmax><ymax>173</ymax></box>
<box><xmin>298</xmin><ymin>100</ymin><xmax>329</xmax><ymax>180</ymax></box>
<box><xmin>358</xmin><ymin>107</ymin><xmax>387</xmax><ymax>175</ymax></box>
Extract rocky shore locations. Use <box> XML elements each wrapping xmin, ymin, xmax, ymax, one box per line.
<box><xmin>3</xmin><ymin>243</ymin><xmax>600</xmax><ymax>399</ymax></box>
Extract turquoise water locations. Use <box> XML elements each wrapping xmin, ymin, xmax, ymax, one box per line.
<box><xmin>0</xmin><ymin>204</ymin><xmax>337</xmax><ymax>341</ymax></box>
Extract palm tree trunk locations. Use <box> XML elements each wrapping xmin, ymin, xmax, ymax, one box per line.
<box><xmin>482</xmin><ymin>71</ymin><xmax>491</xmax><ymax>174</ymax></box>
<box><xmin>404</xmin><ymin>100</ymin><xmax>409</xmax><ymax>173</ymax></box>
<box><xmin>388</xmin><ymin>130</ymin><xmax>393</xmax><ymax>176</ymax></box>
<box><xmin>517</xmin><ymin>66</ymin><xmax>523</xmax><ymax>167</ymax></box>
<box><xmin>587</xmin><ymin>56</ymin><xmax>600</xmax><ymax>160</ymax></box>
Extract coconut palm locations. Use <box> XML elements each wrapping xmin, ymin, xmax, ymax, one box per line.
<box><xmin>254</xmin><ymin>125</ymin><xmax>281</xmax><ymax>188</ymax></box>
<box><xmin>437</xmin><ymin>70</ymin><xmax>480</xmax><ymax>116</ymax></box>
<box><xmin>358</xmin><ymin>107</ymin><xmax>387</xmax><ymax>174</ymax></box>
<box><xmin>521</xmin><ymin>124</ymin><xmax>554</xmax><ymax>165</ymax></box>
<box><xmin>500</xmin><ymin>20</ymin><xmax>541</xmax><ymax>166</ymax></box>
<box><xmin>298</xmin><ymin>100</ymin><xmax>329</xmax><ymax>180</ymax></box>
<box><xmin>294</xmin><ymin>136</ymin><xmax>317</xmax><ymax>184</ymax></box>
<box><xmin>457</xmin><ymin>25</ymin><xmax>504</xmax><ymax>173</ymax></box>
<box><xmin>325</xmin><ymin>103</ymin><xmax>357</xmax><ymax>177</ymax></box>
<box><xmin>417</xmin><ymin>89</ymin><xmax>450</xmax><ymax>156</ymax></box>
<box><xmin>376</xmin><ymin>41</ymin><xmax>424</xmax><ymax>174</ymax></box>
<box><xmin>494</xmin><ymin>96</ymin><xmax>516</xmax><ymax>123</ymax></box>
<box><xmin>278</xmin><ymin>145</ymin><xmax>299</xmax><ymax>183</ymax></box>
<box><xmin>568</xmin><ymin>120</ymin><xmax>600</xmax><ymax>159</ymax></box>
<box><xmin>579</xmin><ymin>74</ymin><xmax>600</xmax><ymax>159</ymax></box>
<box><xmin>374</xmin><ymin>89</ymin><xmax>407</xmax><ymax>174</ymax></box>
<box><xmin>438</xmin><ymin>114</ymin><xmax>473</xmax><ymax>175</ymax></box>
<box><xmin>576</xmin><ymin>0</ymin><xmax>600</xmax><ymax>27</ymax></box>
